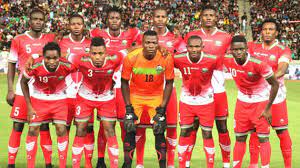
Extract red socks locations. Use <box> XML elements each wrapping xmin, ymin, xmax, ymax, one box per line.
<box><xmin>26</xmin><ymin>135</ymin><xmax>38</xmax><ymax>168</ymax></box>
<box><xmin>186</xmin><ymin>129</ymin><xmax>197</xmax><ymax>167</ymax></box>
<box><xmin>218</xmin><ymin>132</ymin><xmax>231</xmax><ymax>167</ymax></box>
<box><xmin>107</xmin><ymin>136</ymin><xmax>119</xmax><ymax>168</ymax></box>
<box><xmin>40</xmin><ymin>130</ymin><xmax>52</xmax><ymax>165</ymax></box>
<box><xmin>277</xmin><ymin>130</ymin><xmax>292</xmax><ymax>168</ymax></box>
<box><xmin>233</xmin><ymin>141</ymin><xmax>246</xmax><ymax>168</ymax></box>
<box><xmin>8</xmin><ymin>130</ymin><xmax>22</xmax><ymax>164</ymax></box>
<box><xmin>57</xmin><ymin>135</ymin><xmax>69</xmax><ymax>168</ymax></box>
<box><xmin>84</xmin><ymin>131</ymin><xmax>94</xmax><ymax>168</ymax></box>
<box><xmin>72</xmin><ymin>136</ymin><xmax>85</xmax><ymax>168</ymax></box>
<box><xmin>249</xmin><ymin>132</ymin><xmax>260</xmax><ymax>168</ymax></box>
<box><xmin>203</xmin><ymin>138</ymin><xmax>215</xmax><ymax>168</ymax></box>
<box><xmin>166</xmin><ymin>127</ymin><xmax>177</xmax><ymax>167</ymax></box>
<box><xmin>178</xmin><ymin>136</ymin><xmax>191</xmax><ymax>168</ymax></box>
<box><xmin>136</xmin><ymin>127</ymin><xmax>146</xmax><ymax>166</ymax></box>
<box><xmin>260</xmin><ymin>141</ymin><xmax>271</xmax><ymax>167</ymax></box>
<box><xmin>98</xmin><ymin>124</ymin><xmax>107</xmax><ymax>158</ymax></box>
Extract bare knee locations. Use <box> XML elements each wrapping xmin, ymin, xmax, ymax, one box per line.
<box><xmin>28</xmin><ymin>126</ymin><xmax>40</xmax><ymax>136</ymax></box>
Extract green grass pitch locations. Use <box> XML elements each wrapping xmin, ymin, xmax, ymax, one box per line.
<box><xmin>0</xmin><ymin>74</ymin><xmax>299</xmax><ymax>167</ymax></box>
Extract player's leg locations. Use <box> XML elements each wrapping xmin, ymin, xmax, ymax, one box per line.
<box><xmin>97</xmin><ymin>121</ymin><xmax>107</xmax><ymax>168</ymax></box>
<box><xmin>102</xmin><ymin>120</ymin><xmax>118</xmax><ymax>168</ymax></box>
<box><xmin>54</xmin><ymin>122</ymin><xmax>69</xmax><ymax>168</ymax></box>
<box><xmin>185</xmin><ymin>118</ymin><xmax>199</xmax><ymax>168</ymax></box>
<box><xmin>26</xmin><ymin>125</ymin><xmax>40</xmax><ymax>168</ymax></box>
<box><xmin>84</xmin><ymin>122</ymin><xmax>94</xmax><ymax>168</ymax></box>
<box><xmin>201</xmin><ymin>129</ymin><xmax>215</xmax><ymax>168</ymax></box>
<box><xmin>214</xmin><ymin>92</ymin><xmax>231</xmax><ymax>168</ymax></box>
<box><xmin>40</xmin><ymin>123</ymin><xmax>52</xmax><ymax>167</ymax></box>
<box><xmin>276</xmin><ymin>129</ymin><xmax>292</xmax><ymax>168</ymax></box>
<box><xmin>233</xmin><ymin>135</ymin><xmax>248</xmax><ymax>168</ymax></box>
<box><xmin>136</xmin><ymin>127</ymin><xmax>146</xmax><ymax>167</ymax></box>
<box><xmin>72</xmin><ymin>120</ymin><xmax>88</xmax><ymax>168</ymax></box>
<box><xmin>248</xmin><ymin>131</ymin><xmax>260</xmax><ymax>168</ymax></box>
<box><xmin>154</xmin><ymin>131</ymin><xmax>167</xmax><ymax>168</ymax></box>
<box><xmin>178</xmin><ymin>127</ymin><xmax>193</xmax><ymax>168</ymax></box>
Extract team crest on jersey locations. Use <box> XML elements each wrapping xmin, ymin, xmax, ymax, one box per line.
<box><xmin>122</xmin><ymin>40</ymin><xmax>128</xmax><ymax>46</ymax></box>
<box><xmin>202</xmin><ymin>68</ymin><xmax>208</xmax><ymax>73</ymax></box>
<box><xmin>269</xmin><ymin>55</ymin><xmax>276</xmax><ymax>61</ymax></box>
<box><xmin>215</xmin><ymin>41</ymin><xmax>222</xmax><ymax>46</ymax></box>
<box><xmin>107</xmin><ymin>69</ymin><xmax>113</xmax><ymax>74</ymax></box>
<box><xmin>247</xmin><ymin>72</ymin><xmax>253</xmax><ymax>76</ymax></box>
<box><xmin>166</xmin><ymin>41</ymin><xmax>173</xmax><ymax>48</ymax></box>
<box><xmin>85</xmin><ymin>47</ymin><xmax>90</xmax><ymax>53</ymax></box>
<box><xmin>156</xmin><ymin>65</ymin><xmax>164</xmax><ymax>74</ymax></box>
<box><xmin>58</xmin><ymin>76</ymin><xmax>65</xmax><ymax>80</ymax></box>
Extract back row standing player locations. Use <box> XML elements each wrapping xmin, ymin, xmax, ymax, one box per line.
<box><xmin>248</xmin><ymin>19</ymin><xmax>292</xmax><ymax>168</ymax></box>
<box><xmin>134</xmin><ymin>6</ymin><xmax>186</xmax><ymax>168</ymax></box>
<box><xmin>90</xmin><ymin>6</ymin><xmax>142</xmax><ymax>168</ymax></box>
<box><xmin>184</xmin><ymin>5</ymin><xmax>232</xmax><ymax>168</ymax></box>
<box><xmin>6</xmin><ymin>8</ymin><xmax>56</xmax><ymax>168</ymax></box>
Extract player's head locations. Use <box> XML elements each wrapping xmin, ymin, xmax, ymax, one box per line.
<box><xmin>69</xmin><ymin>13</ymin><xmax>85</xmax><ymax>36</ymax></box>
<box><xmin>29</xmin><ymin>8</ymin><xmax>46</xmax><ymax>32</ymax></box>
<box><xmin>107</xmin><ymin>5</ymin><xmax>122</xmax><ymax>31</ymax></box>
<box><xmin>230</xmin><ymin>35</ymin><xmax>248</xmax><ymax>65</ymax></box>
<box><xmin>90</xmin><ymin>37</ymin><xmax>106</xmax><ymax>68</ymax></box>
<box><xmin>261</xmin><ymin>18</ymin><xmax>279</xmax><ymax>43</ymax></box>
<box><xmin>187</xmin><ymin>35</ymin><xmax>203</xmax><ymax>61</ymax></box>
<box><xmin>153</xmin><ymin>5</ymin><xmax>168</xmax><ymax>29</ymax></box>
<box><xmin>43</xmin><ymin>42</ymin><xmax>61</xmax><ymax>72</ymax></box>
<box><xmin>200</xmin><ymin>5</ymin><xmax>217</xmax><ymax>28</ymax></box>
<box><xmin>142</xmin><ymin>30</ymin><xmax>159</xmax><ymax>59</ymax></box>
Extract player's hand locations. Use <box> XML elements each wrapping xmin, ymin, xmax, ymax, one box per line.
<box><xmin>153</xmin><ymin>106</ymin><xmax>167</xmax><ymax>135</ymax></box>
<box><xmin>259</xmin><ymin>108</ymin><xmax>272</xmax><ymax>125</ymax></box>
<box><xmin>158</xmin><ymin>46</ymin><xmax>170</xmax><ymax>58</ymax></box>
<box><xmin>124</xmin><ymin>105</ymin><xmax>138</xmax><ymax>133</ymax></box>
<box><xmin>27</xmin><ymin>106</ymin><xmax>37</xmax><ymax>123</ymax></box>
<box><xmin>6</xmin><ymin>90</ymin><xmax>15</xmax><ymax>106</ymax></box>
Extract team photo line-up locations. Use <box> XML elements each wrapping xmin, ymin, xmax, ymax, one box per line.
<box><xmin>5</xmin><ymin>4</ymin><xmax>292</xmax><ymax>168</ymax></box>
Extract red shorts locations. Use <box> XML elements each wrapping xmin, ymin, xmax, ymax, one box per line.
<box><xmin>10</xmin><ymin>95</ymin><xmax>28</xmax><ymax>123</ymax></box>
<box><xmin>166</xmin><ymin>89</ymin><xmax>178</xmax><ymax>127</ymax></box>
<box><xmin>271</xmin><ymin>100</ymin><xmax>288</xmax><ymax>130</ymax></box>
<box><xmin>214</xmin><ymin>92</ymin><xmax>229</xmax><ymax>119</ymax></box>
<box><xmin>30</xmin><ymin>97</ymin><xmax>68</xmax><ymax>126</ymax></box>
<box><xmin>234</xmin><ymin>100</ymin><xmax>270</xmax><ymax>137</ymax></box>
<box><xmin>115</xmin><ymin>88</ymin><xmax>126</xmax><ymax>120</ymax></box>
<box><xmin>67</xmin><ymin>98</ymin><xmax>94</xmax><ymax>126</ymax></box>
<box><xmin>179</xmin><ymin>102</ymin><xmax>215</xmax><ymax>131</ymax></box>
<box><xmin>75</xmin><ymin>95</ymin><xmax>117</xmax><ymax>122</ymax></box>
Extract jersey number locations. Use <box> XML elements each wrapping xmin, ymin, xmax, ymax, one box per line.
<box><xmin>183</xmin><ymin>67</ymin><xmax>191</xmax><ymax>75</ymax></box>
<box><xmin>26</xmin><ymin>44</ymin><xmax>31</xmax><ymax>53</ymax></box>
<box><xmin>39</xmin><ymin>76</ymin><xmax>48</xmax><ymax>83</ymax></box>
<box><xmin>88</xmin><ymin>69</ymin><xmax>93</xmax><ymax>77</ymax></box>
<box><xmin>145</xmin><ymin>74</ymin><xmax>154</xmax><ymax>82</ymax></box>
<box><xmin>76</xmin><ymin>106</ymin><xmax>81</xmax><ymax>115</ymax></box>
<box><xmin>229</xmin><ymin>68</ymin><xmax>237</xmax><ymax>77</ymax></box>
<box><xmin>14</xmin><ymin>107</ymin><xmax>20</xmax><ymax>116</ymax></box>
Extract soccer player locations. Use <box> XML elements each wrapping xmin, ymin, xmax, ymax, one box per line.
<box><xmin>21</xmin><ymin>42</ymin><xmax>76</xmax><ymax>168</ymax></box>
<box><xmin>135</xmin><ymin>6</ymin><xmax>186</xmax><ymax>168</ymax></box>
<box><xmin>6</xmin><ymin>8</ymin><xmax>56</xmax><ymax>168</ymax></box>
<box><xmin>183</xmin><ymin>5</ymin><xmax>232</xmax><ymax>168</ymax></box>
<box><xmin>72</xmin><ymin>37</ymin><xmax>121</xmax><ymax>168</ymax></box>
<box><xmin>90</xmin><ymin>6</ymin><xmax>142</xmax><ymax>167</ymax></box>
<box><xmin>248</xmin><ymin>19</ymin><xmax>292</xmax><ymax>168</ymax></box>
<box><xmin>175</xmin><ymin>35</ymin><xmax>222</xmax><ymax>168</ymax></box>
<box><xmin>224</xmin><ymin>35</ymin><xmax>279</xmax><ymax>168</ymax></box>
<box><xmin>121</xmin><ymin>30</ymin><xmax>174</xmax><ymax>168</ymax></box>
<box><xmin>59</xmin><ymin>13</ymin><xmax>93</xmax><ymax>167</ymax></box>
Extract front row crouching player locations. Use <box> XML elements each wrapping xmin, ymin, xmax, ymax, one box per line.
<box><xmin>224</xmin><ymin>35</ymin><xmax>279</xmax><ymax>168</ymax></box>
<box><xmin>121</xmin><ymin>30</ymin><xmax>174</xmax><ymax>168</ymax></box>
<box><xmin>71</xmin><ymin>37</ymin><xmax>121</xmax><ymax>168</ymax></box>
<box><xmin>21</xmin><ymin>42</ymin><xmax>76</xmax><ymax>168</ymax></box>
<box><xmin>175</xmin><ymin>35</ymin><xmax>221</xmax><ymax>168</ymax></box>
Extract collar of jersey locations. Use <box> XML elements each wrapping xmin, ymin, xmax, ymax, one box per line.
<box><xmin>69</xmin><ymin>33</ymin><xmax>86</xmax><ymax>43</ymax></box>
<box><xmin>262</xmin><ymin>39</ymin><xmax>279</xmax><ymax>50</ymax></box>
<box><xmin>201</xmin><ymin>27</ymin><xmax>218</xmax><ymax>36</ymax></box>
<box><xmin>42</xmin><ymin>59</ymin><xmax>60</xmax><ymax>73</ymax></box>
<box><xmin>234</xmin><ymin>52</ymin><xmax>250</xmax><ymax>67</ymax></box>
<box><xmin>105</xmin><ymin>28</ymin><xmax>122</xmax><ymax>38</ymax></box>
<box><xmin>187</xmin><ymin>51</ymin><xmax>203</xmax><ymax>64</ymax></box>
<box><xmin>151</xmin><ymin>27</ymin><xmax>169</xmax><ymax>36</ymax></box>
<box><xmin>25</xmin><ymin>31</ymin><xmax>43</xmax><ymax>40</ymax></box>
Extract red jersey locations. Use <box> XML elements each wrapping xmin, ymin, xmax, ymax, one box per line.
<box><xmin>223</xmin><ymin>54</ymin><xmax>274</xmax><ymax>103</ymax></box>
<box><xmin>8</xmin><ymin>31</ymin><xmax>56</xmax><ymax>96</ymax></box>
<box><xmin>174</xmin><ymin>52</ymin><xmax>222</xmax><ymax>105</ymax></box>
<box><xmin>248</xmin><ymin>40</ymin><xmax>291</xmax><ymax>104</ymax></box>
<box><xmin>184</xmin><ymin>28</ymin><xmax>232</xmax><ymax>93</ymax></box>
<box><xmin>23</xmin><ymin>57</ymin><xmax>76</xmax><ymax>100</ymax></box>
<box><xmin>74</xmin><ymin>54</ymin><xmax>122</xmax><ymax>101</ymax></box>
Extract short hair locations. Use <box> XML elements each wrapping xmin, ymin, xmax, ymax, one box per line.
<box><xmin>91</xmin><ymin>37</ymin><xmax>105</xmax><ymax>47</ymax></box>
<box><xmin>69</xmin><ymin>13</ymin><xmax>84</xmax><ymax>23</ymax></box>
<box><xmin>29</xmin><ymin>8</ymin><xmax>45</xmax><ymax>19</ymax></box>
<box><xmin>261</xmin><ymin>18</ymin><xmax>280</xmax><ymax>32</ymax></box>
<box><xmin>43</xmin><ymin>42</ymin><xmax>61</xmax><ymax>57</ymax></box>
<box><xmin>201</xmin><ymin>5</ymin><xmax>217</xmax><ymax>14</ymax></box>
<box><xmin>187</xmin><ymin>35</ymin><xmax>202</xmax><ymax>44</ymax></box>
<box><xmin>231</xmin><ymin>35</ymin><xmax>247</xmax><ymax>45</ymax></box>
<box><xmin>153</xmin><ymin>5</ymin><xmax>168</xmax><ymax>14</ymax></box>
<box><xmin>107</xmin><ymin>5</ymin><xmax>122</xmax><ymax>16</ymax></box>
<box><xmin>143</xmin><ymin>30</ymin><xmax>157</xmax><ymax>37</ymax></box>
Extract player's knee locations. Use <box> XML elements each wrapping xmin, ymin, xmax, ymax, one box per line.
<box><xmin>258</xmin><ymin>137</ymin><xmax>269</xmax><ymax>143</ymax></box>
<box><xmin>202</xmin><ymin>130</ymin><xmax>212</xmax><ymax>139</ymax></box>
<box><xmin>40</xmin><ymin>123</ymin><xmax>50</xmax><ymax>131</ymax></box>
<box><xmin>13</xmin><ymin>122</ymin><xmax>24</xmax><ymax>132</ymax></box>
<box><xmin>28</xmin><ymin>126</ymin><xmax>39</xmax><ymax>136</ymax></box>
<box><xmin>104</xmin><ymin>126</ymin><xmax>116</xmax><ymax>137</ymax></box>
<box><xmin>180</xmin><ymin>127</ymin><xmax>192</xmax><ymax>137</ymax></box>
<box><xmin>236</xmin><ymin>135</ymin><xmax>247</xmax><ymax>142</ymax></box>
<box><xmin>87</xmin><ymin>125</ymin><xmax>94</xmax><ymax>133</ymax></box>
<box><xmin>76</xmin><ymin>123</ymin><xmax>87</xmax><ymax>137</ymax></box>
<box><xmin>193</xmin><ymin>119</ymin><xmax>200</xmax><ymax>130</ymax></box>
<box><xmin>55</xmin><ymin>124</ymin><xmax>67</xmax><ymax>137</ymax></box>
<box><xmin>66</xmin><ymin>125</ymin><xmax>71</xmax><ymax>131</ymax></box>
<box><xmin>216</xmin><ymin>120</ymin><xmax>228</xmax><ymax>133</ymax></box>
<box><xmin>155</xmin><ymin>133</ymin><xmax>167</xmax><ymax>160</ymax></box>
<box><xmin>276</xmin><ymin>129</ymin><xmax>287</xmax><ymax>135</ymax></box>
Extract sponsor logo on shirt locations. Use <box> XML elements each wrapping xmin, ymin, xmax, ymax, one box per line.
<box><xmin>156</xmin><ymin>65</ymin><xmax>164</xmax><ymax>74</ymax></box>
<box><xmin>215</xmin><ymin>41</ymin><xmax>222</xmax><ymax>46</ymax></box>
<box><xmin>85</xmin><ymin>47</ymin><xmax>90</xmax><ymax>53</ymax></box>
<box><xmin>166</xmin><ymin>41</ymin><xmax>173</xmax><ymax>48</ymax></box>
<box><xmin>202</xmin><ymin>68</ymin><xmax>208</xmax><ymax>73</ymax></box>
<box><xmin>269</xmin><ymin>55</ymin><xmax>276</xmax><ymax>61</ymax></box>
<box><xmin>107</xmin><ymin>69</ymin><xmax>113</xmax><ymax>74</ymax></box>
<box><xmin>122</xmin><ymin>40</ymin><xmax>128</xmax><ymax>46</ymax></box>
<box><xmin>58</xmin><ymin>76</ymin><xmax>65</xmax><ymax>80</ymax></box>
<box><xmin>247</xmin><ymin>72</ymin><xmax>253</xmax><ymax>76</ymax></box>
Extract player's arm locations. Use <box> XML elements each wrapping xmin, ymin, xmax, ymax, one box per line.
<box><xmin>160</xmin><ymin>79</ymin><xmax>174</xmax><ymax>108</ymax></box>
<box><xmin>6</xmin><ymin>62</ymin><xmax>16</xmax><ymax>106</ymax></box>
<box><xmin>276</xmin><ymin>48</ymin><xmax>291</xmax><ymax>78</ymax></box>
<box><xmin>20</xmin><ymin>73</ymin><xmax>35</xmax><ymax>122</ymax></box>
<box><xmin>121</xmin><ymin>78</ymin><xmax>131</xmax><ymax>105</ymax></box>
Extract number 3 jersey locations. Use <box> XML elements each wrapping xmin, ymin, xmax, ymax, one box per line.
<box><xmin>223</xmin><ymin>54</ymin><xmax>274</xmax><ymax>103</ymax></box>
<box><xmin>23</xmin><ymin>57</ymin><xmax>76</xmax><ymax>100</ymax></box>
<box><xmin>73</xmin><ymin>54</ymin><xmax>122</xmax><ymax>101</ymax></box>
<box><xmin>174</xmin><ymin>52</ymin><xmax>222</xmax><ymax>105</ymax></box>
